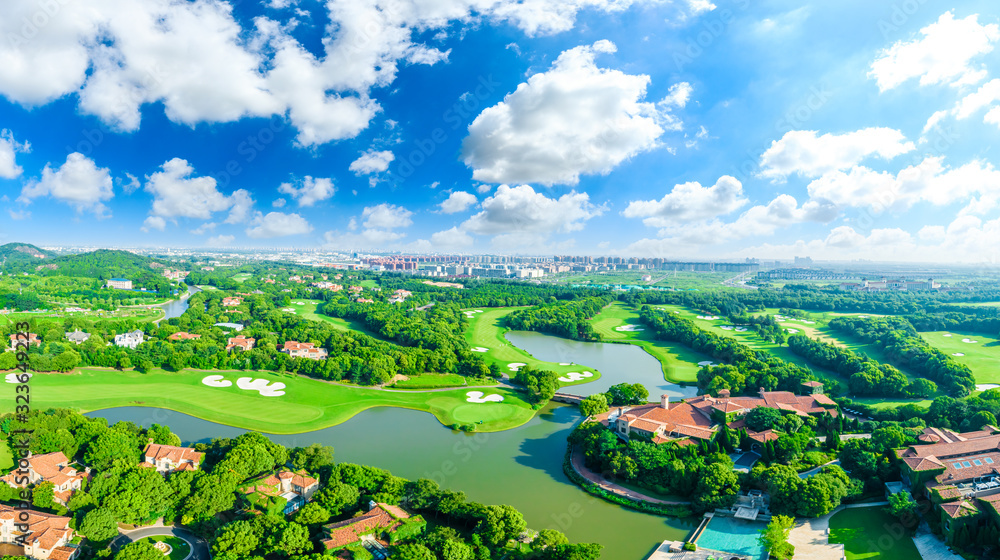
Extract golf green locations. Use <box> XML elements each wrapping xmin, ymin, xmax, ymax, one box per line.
<box><xmin>829</xmin><ymin>507</ymin><xmax>921</xmax><ymax>560</ymax></box>
<box><xmin>920</xmin><ymin>330</ymin><xmax>1000</xmax><ymax>385</ymax></box>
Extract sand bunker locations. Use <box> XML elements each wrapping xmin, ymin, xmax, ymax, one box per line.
<box><xmin>507</xmin><ymin>362</ymin><xmax>526</xmax><ymax>371</ymax></box>
<box><xmin>720</xmin><ymin>325</ymin><xmax>734</xmax><ymax>331</ymax></box>
<box><xmin>953</xmin><ymin>353</ymin><xmax>965</xmax><ymax>357</ymax></box>
<box><xmin>202</xmin><ymin>375</ymin><xmax>232</xmax><ymax>388</ymax></box>
<box><xmin>859</xmin><ymin>315</ymin><xmax>869</xmax><ymax>319</ymax></box>
<box><xmin>466</xmin><ymin>391</ymin><xmax>504</xmax><ymax>403</ymax></box>
<box><xmin>734</xmin><ymin>327</ymin><xmax>748</xmax><ymax>332</ymax></box>
<box><xmin>470</xmin><ymin>347</ymin><xmax>489</xmax><ymax>352</ymax></box>
<box><xmin>696</xmin><ymin>315</ymin><xmax>720</xmax><ymax>320</ymax></box>
<box><xmin>558</xmin><ymin>371</ymin><xmax>594</xmax><ymax>382</ymax></box>
<box><xmin>962</xmin><ymin>338</ymin><xmax>979</xmax><ymax>343</ymax></box>
<box><xmin>203</xmin><ymin>375</ymin><xmax>285</xmax><ymax>396</ymax></box>
<box><xmin>4</xmin><ymin>372</ymin><xmax>30</xmax><ymax>384</ymax></box>
<box><xmin>615</xmin><ymin>325</ymin><xmax>645</xmax><ymax>332</ymax></box>
<box><xmin>801</xmin><ymin>320</ymin><xmax>815</xmax><ymax>324</ymax></box>
<box><xmin>282</xmin><ymin>308</ymin><xmax>296</xmax><ymax>313</ymax></box>
<box><xmin>786</xmin><ymin>328</ymin><xmax>800</xmax><ymax>334</ymax></box>
<box><xmin>295</xmin><ymin>302</ymin><xmax>304</xmax><ymax>305</ymax></box>
<box><xmin>976</xmin><ymin>384</ymin><xmax>1000</xmax><ymax>391</ymax></box>
<box><xmin>697</xmin><ymin>361</ymin><xmax>715</xmax><ymax>367</ymax></box>
<box><xmin>559</xmin><ymin>362</ymin><xmax>571</xmax><ymax>365</ymax></box>
<box><xmin>943</xmin><ymin>334</ymin><xmax>953</xmax><ymax>337</ymax></box>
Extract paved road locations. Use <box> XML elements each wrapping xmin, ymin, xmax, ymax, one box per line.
<box><xmin>799</xmin><ymin>459</ymin><xmax>842</xmax><ymax>479</ymax></box>
<box><xmin>570</xmin><ymin>446</ymin><xmax>688</xmax><ymax>505</ymax></box>
<box><xmin>112</xmin><ymin>524</ymin><xmax>210</xmax><ymax>560</ymax></box>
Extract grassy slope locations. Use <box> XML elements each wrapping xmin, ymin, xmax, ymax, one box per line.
<box><xmin>462</xmin><ymin>307</ymin><xmax>604</xmax><ymax>388</ymax></box>
<box><xmin>920</xmin><ymin>330</ymin><xmax>1000</xmax><ymax>385</ymax></box>
<box><xmin>589</xmin><ymin>302</ymin><xmax>710</xmax><ymax>383</ymax></box>
<box><xmin>0</xmin><ymin>368</ymin><xmax>535</xmax><ymax>433</ymax></box>
<box><xmin>828</xmin><ymin>507</ymin><xmax>920</xmax><ymax>560</ymax></box>
<box><xmin>289</xmin><ymin>300</ymin><xmax>383</xmax><ymax>339</ymax></box>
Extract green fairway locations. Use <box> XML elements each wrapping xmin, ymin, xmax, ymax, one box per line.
<box><xmin>0</xmin><ymin>368</ymin><xmax>536</xmax><ymax>433</ymax></box>
<box><xmin>829</xmin><ymin>507</ymin><xmax>921</xmax><ymax>560</ymax></box>
<box><xmin>289</xmin><ymin>300</ymin><xmax>383</xmax><ymax>338</ymax></box>
<box><xmin>463</xmin><ymin>307</ymin><xmax>604</xmax><ymax>388</ymax></box>
<box><xmin>232</xmin><ymin>273</ymin><xmax>251</xmax><ymax>283</ymax></box>
<box><xmin>393</xmin><ymin>373</ymin><xmax>493</xmax><ymax>390</ymax></box>
<box><xmin>920</xmin><ymin>330</ymin><xmax>1000</xmax><ymax>384</ymax></box>
<box><xmin>590</xmin><ymin>302</ymin><xmax>711</xmax><ymax>383</ymax></box>
<box><xmin>360</xmin><ymin>279</ymin><xmax>378</xmax><ymax>288</ymax></box>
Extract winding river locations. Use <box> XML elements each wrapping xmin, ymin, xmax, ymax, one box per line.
<box><xmin>86</xmin><ymin>330</ymin><xmax>698</xmax><ymax>559</ymax></box>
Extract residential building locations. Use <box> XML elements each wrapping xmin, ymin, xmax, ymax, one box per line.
<box><xmin>9</xmin><ymin>333</ymin><xmax>41</xmax><ymax>350</ymax></box>
<box><xmin>214</xmin><ymin>322</ymin><xmax>244</xmax><ymax>332</ymax></box>
<box><xmin>113</xmin><ymin>330</ymin><xmax>144</xmax><ymax>349</ymax></box>
<box><xmin>221</xmin><ymin>297</ymin><xmax>242</xmax><ymax>306</ymax></box>
<box><xmin>0</xmin><ymin>506</ymin><xmax>79</xmax><ymax>560</ymax></box>
<box><xmin>226</xmin><ymin>336</ymin><xmax>256</xmax><ymax>352</ymax></box>
<box><xmin>322</xmin><ymin>501</ymin><xmax>425</xmax><ymax>552</ymax></box>
<box><xmin>281</xmin><ymin>341</ymin><xmax>328</xmax><ymax>360</ymax></box>
<box><xmin>241</xmin><ymin>469</ymin><xmax>320</xmax><ymax>515</ymax></box>
<box><xmin>0</xmin><ymin>452</ymin><xmax>88</xmax><ymax>507</ymax></box>
<box><xmin>106</xmin><ymin>278</ymin><xmax>132</xmax><ymax>290</ymax></box>
<box><xmin>595</xmin><ymin>388</ymin><xmax>839</xmax><ymax>447</ymax></box>
<box><xmin>139</xmin><ymin>441</ymin><xmax>204</xmax><ymax>474</ymax></box>
<box><xmin>64</xmin><ymin>330</ymin><xmax>90</xmax><ymax>345</ymax></box>
<box><xmin>167</xmin><ymin>332</ymin><xmax>201</xmax><ymax>341</ymax></box>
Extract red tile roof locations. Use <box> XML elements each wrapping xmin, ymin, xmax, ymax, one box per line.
<box><xmin>143</xmin><ymin>443</ymin><xmax>204</xmax><ymax>466</ymax></box>
<box><xmin>322</xmin><ymin>503</ymin><xmax>411</xmax><ymax>550</ymax></box>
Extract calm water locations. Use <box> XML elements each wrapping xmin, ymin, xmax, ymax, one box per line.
<box><xmin>88</xmin><ymin>403</ymin><xmax>694</xmax><ymax>559</ymax></box>
<box><xmin>505</xmin><ymin>331</ymin><xmax>699</xmax><ymax>400</ymax></box>
<box><xmin>160</xmin><ymin>284</ymin><xmax>200</xmax><ymax>320</ymax></box>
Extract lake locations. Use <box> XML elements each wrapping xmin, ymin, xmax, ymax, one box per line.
<box><xmin>160</xmin><ymin>284</ymin><xmax>200</xmax><ymax>321</ymax></box>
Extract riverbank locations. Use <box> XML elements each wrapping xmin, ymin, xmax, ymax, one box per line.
<box><xmin>565</xmin><ymin>446</ymin><xmax>693</xmax><ymax>517</ymax></box>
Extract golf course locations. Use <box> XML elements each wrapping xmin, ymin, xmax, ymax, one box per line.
<box><xmin>0</xmin><ymin>367</ymin><xmax>535</xmax><ymax>433</ymax></box>
<box><xmin>919</xmin><ymin>330</ymin><xmax>1000</xmax><ymax>385</ymax></box>
<box><xmin>286</xmin><ymin>299</ymin><xmax>382</xmax><ymax>338</ymax></box>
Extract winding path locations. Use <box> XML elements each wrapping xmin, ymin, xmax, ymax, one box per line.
<box><xmin>569</xmin><ymin>446</ymin><xmax>688</xmax><ymax>506</ymax></box>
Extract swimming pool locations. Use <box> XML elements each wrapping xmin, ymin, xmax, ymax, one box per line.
<box><xmin>694</xmin><ymin>516</ymin><xmax>768</xmax><ymax>560</ymax></box>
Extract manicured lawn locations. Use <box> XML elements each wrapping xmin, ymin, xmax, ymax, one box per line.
<box><xmin>289</xmin><ymin>300</ymin><xmax>383</xmax><ymax>339</ymax></box>
<box><xmin>392</xmin><ymin>373</ymin><xmax>493</xmax><ymax>390</ymax></box>
<box><xmin>0</xmin><ymin>368</ymin><xmax>536</xmax><ymax>433</ymax></box>
<box><xmin>232</xmin><ymin>273</ymin><xmax>252</xmax><ymax>283</ymax></box>
<box><xmin>829</xmin><ymin>507</ymin><xmax>921</xmax><ymax>560</ymax></box>
<box><xmin>0</xmin><ymin>440</ymin><xmax>13</xmax><ymax>472</ymax></box>
<box><xmin>137</xmin><ymin>535</ymin><xmax>190</xmax><ymax>560</ymax></box>
<box><xmin>919</xmin><ymin>330</ymin><xmax>1000</xmax><ymax>385</ymax></box>
<box><xmin>589</xmin><ymin>302</ymin><xmax>711</xmax><ymax>383</ymax></box>
<box><xmin>463</xmin><ymin>307</ymin><xmax>604</xmax><ymax>388</ymax></box>
<box><xmin>360</xmin><ymin>279</ymin><xmax>378</xmax><ymax>288</ymax></box>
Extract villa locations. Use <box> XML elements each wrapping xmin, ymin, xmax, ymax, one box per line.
<box><xmin>595</xmin><ymin>384</ymin><xmax>839</xmax><ymax>446</ymax></box>
<box><xmin>114</xmin><ymin>330</ymin><xmax>144</xmax><ymax>349</ymax></box>
<box><xmin>0</xmin><ymin>452</ymin><xmax>88</xmax><ymax>507</ymax></box>
<box><xmin>322</xmin><ymin>501</ymin><xmax>425</xmax><ymax>552</ymax></box>
<box><xmin>64</xmin><ymin>330</ymin><xmax>90</xmax><ymax>345</ymax></box>
<box><xmin>139</xmin><ymin>441</ymin><xmax>204</xmax><ymax>474</ymax></box>
<box><xmin>0</xmin><ymin>506</ymin><xmax>79</xmax><ymax>560</ymax></box>
<box><xmin>312</xmin><ymin>281</ymin><xmax>342</xmax><ymax>291</ymax></box>
<box><xmin>241</xmin><ymin>469</ymin><xmax>320</xmax><ymax>515</ymax></box>
<box><xmin>106</xmin><ymin>278</ymin><xmax>132</xmax><ymax>290</ymax></box>
<box><xmin>221</xmin><ymin>297</ymin><xmax>242</xmax><ymax>306</ymax></box>
<box><xmin>167</xmin><ymin>331</ymin><xmax>201</xmax><ymax>341</ymax></box>
<box><xmin>281</xmin><ymin>341</ymin><xmax>328</xmax><ymax>360</ymax></box>
<box><xmin>226</xmin><ymin>336</ymin><xmax>256</xmax><ymax>351</ymax></box>
<box><xmin>896</xmin><ymin>426</ymin><xmax>1000</xmax><ymax>543</ymax></box>
<box><xmin>8</xmin><ymin>333</ymin><xmax>41</xmax><ymax>350</ymax></box>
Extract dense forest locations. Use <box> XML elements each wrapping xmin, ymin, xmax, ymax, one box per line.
<box><xmin>504</xmin><ymin>296</ymin><xmax>613</xmax><ymax>341</ymax></box>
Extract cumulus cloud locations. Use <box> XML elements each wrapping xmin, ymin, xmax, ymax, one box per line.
<box><xmin>278</xmin><ymin>176</ymin><xmax>335</xmax><ymax>207</ymax></box>
<box><xmin>19</xmin><ymin>153</ymin><xmax>113</xmax><ymax>216</ymax></box>
<box><xmin>207</xmin><ymin>234</ymin><xmax>236</xmax><ymax>245</ymax></box>
<box><xmin>461</xmin><ymin>40</ymin><xmax>685</xmax><ymax>186</ymax></box>
<box><xmin>623</xmin><ymin>176</ymin><xmax>747</xmax><ymax>227</ymax></box>
<box><xmin>225</xmin><ymin>189</ymin><xmax>255</xmax><ymax>224</ymax></box>
<box><xmin>660</xmin><ymin>82</ymin><xmax>693</xmax><ymax>108</ymax></box>
<box><xmin>759</xmin><ymin>128</ymin><xmax>914</xmax><ymax>180</ymax></box>
<box><xmin>190</xmin><ymin>222</ymin><xmax>216</xmax><ymax>235</ymax></box>
<box><xmin>362</xmin><ymin>203</ymin><xmax>413</xmax><ymax>229</ymax></box>
<box><xmin>461</xmin><ymin>184</ymin><xmax>605</xmax><ymax>238</ymax></box>
<box><xmin>0</xmin><ymin>130</ymin><xmax>29</xmax><ymax>179</ymax></box>
<box><xmin>430</xmin><ymin>227</ymin><xmax>474</xmax><ymax>249</ymax></box>
<box><xmin>439</xmin><ymin>191</ymin><xmax>477</xmax><ymax>214</ymax></box>
<box><xmin>142</xmin><ymin>216</ymin><xmax>166</xmax><ymax>232</ymax></box>
<box><xmin>323</xmin><ymin>203</ymin><xmax>414</xmax><ymax>249</ymax></box>
<box><xmin>870</xmin><ymin>12</ymin><xmax>999</xmax><ymax>91</ymax></box>
<box><xmin>144</xmin><ymin>158</ymin><xmax>255</xmax><ymax>228</ymax></box>
<box><xmin>349</xmin><ymin>150</ymin><xmax>395</xmax><ymax>175</ymax></box>
<box><xmin>245</xmin><ymin>211</ymin><xmax>313</xmax><ymax>238</ymax></box>
<box><xmin>923</xmin><ymin>78</ymin><xmax>1000</xmax><ymax>133</ymax></box>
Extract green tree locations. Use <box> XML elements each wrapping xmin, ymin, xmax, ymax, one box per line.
<box><xmin>745</xmin><ymin>407</ymin><xmax>783</xmax><ymax>432</ymax></box>
<box><xmin>32</xmin><ymin>481</ymin><xmax>54</xmax><ymax>509</ymax></box>
<box><xmin>579</xmin><ymin>394</ymin><xmax>609</xmax><ymax>418</ymax></box>
<box><xmin>393</xmin><ymin>543</ymin><xmax>436</xmax><ymax>560</ymax></box>
<box><xmin>80</xmin><ymin>507</ymin><xmax>119</xmax><ymax>542</ymax></box>
<box><xmin>85</xmin><ymin>430</ymin><xmax>141</xmax><ymax>470</ymax></box>
<box><xmin>758</xmin><ymin>515</ymin><xmax>795</xmax><ymax>560</ymax></box>
<box><xmin>114</xmin><ymin>541</ymin><xmax>164</xmax><ymax>560</ymax></box>
<box><xmin>692</xmin><ymin>463</ymin><xmax>739</xmax><ymax>512</ymax></box>
<box><xmin>476</xmin><ymin>504</ymin><xmax>526</xmax><ymax>547</ymax></box>
<box><xmin>293</xmin><ymin>502</ymin><xmax>330</xmax><ymax>525</ymax></box>
<box><xmin>887</xmin><ymin>492</ymin><xmax>919</xmax><ymax>530</ymax></box>
<box><xmin>211</xmin><ymin>519</ymin><xmax>260</xmax><ymax>558</ymax></box>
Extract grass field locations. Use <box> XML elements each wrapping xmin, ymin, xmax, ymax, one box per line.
<box><xmin>360</xmin><ymin>279</ymin><xmax>378</xmax><ymax>288</ymax></box>
<box><xmin>289</xmin><ymin>300</ymin><xmax>384</xmax><ymax>339</ymax></box>
<box><xmin>232</xmin><ymin>273</ymin><xmax>251</xmax><ymax>283</ymax></box>
<box><xmin>392</xmin><ymin>373</ymin><xmax>494</xmax><ymax>390</ymax></box>
<box><xmin>137</xmin><ymin>536</ymin><xmax>190</xmax><ymax>560</ymax></box>
<box><xmin>0</xmin><ymin>368</ymin><xmax>536</xmax><ymax>433</ymax></box>
<box><xmin>920</xmin><ymin>330</ymin><xmax>1000</xmax><ymax>385</ymax></box>
<box><xmin>463</xmin><ymin>307</ymin><xmax>604</xmax><ymax>388</ymax></box>
<box><xmin>828</xmin><ymin>507</ymin><xmax>920</xmax><ymax>560</ymax></box>
<box><xmin>590</xmin><ymin>302</ymin><xmax>711</xmax><ymax>383</ymax></box>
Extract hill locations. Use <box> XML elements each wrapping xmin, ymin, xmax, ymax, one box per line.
<box><xmin>0</xmin><ymin>243</ymin><xmax>55</xmax><ymax>269</ymax></box>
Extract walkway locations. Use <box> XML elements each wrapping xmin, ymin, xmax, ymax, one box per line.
<box><xmin>799</xmin><ymin>459</ymin><xmax>841</xmax><ymax>479</ymax></box>
<box><xmin>111</xmin><ymin>520</ymin><xmax>209</xmax><ymax>560</ymax></box>
<box><xmin>786</xmin><ymin>501</ymin><xmax>888</xmax><ymax>560</ymax></box>
<box><xmin>912</xmin><ymin>521</ymin><xmax>963</xmax><ymax>560</ymax></box>
<box><xmin>569</xmin><ymin>447</ymin><xmax>688</xmax><ymax>506</ymax></box>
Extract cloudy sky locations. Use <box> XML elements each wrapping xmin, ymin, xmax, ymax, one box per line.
<box><xmin>0</xmin><ymin>0</ymin><xmax>998</xmax><ymax>262</ymax></box>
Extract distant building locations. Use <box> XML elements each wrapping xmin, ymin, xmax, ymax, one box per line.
<box><xmin>9</xmin><ymin>332</ymin><xmax>41</xmax><ymax>350</ymax></box>
<box><xmin>114</xmin><ymin>330</ymin><xmax>144</xmax><ymax>349</ymax></box>
<box><xmin>140</xmin><ymin>441</ymin><xmax>204</xmax><ymax>474</ymax></box>
<box><xmin>227</xmin><ymin>336</ymin><xmax>256</xmax><ymax>352</ymax></box>
<box><xmin>281</xmin><ymin>341</ymin><xmax>328</xmax><ymax>360</ymax></box>
<box><xmin>167</xmin><ymin>332</ymin><xmax>201</xmax><ymax>341</ymax></box>
<box><xmin>106</xmin><ymin>278</ymin><xmax>132</xmax><ymax>290</ymax></box>
<box><xmin>64</xmin><ymin>330</ymin><xmax>90</xmax><ymax>345</ymax></box>
<box><xmin>0</xmin><ymin>505</ymin><xmax>80</xmax><ymax>560</ymax></box>
<box><xmin>221</xmin><ymin>297</ymin><xmax>242</xmax><ymax>307</ymax></box>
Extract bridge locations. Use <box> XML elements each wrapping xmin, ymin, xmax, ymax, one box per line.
<box><xmin>552</xmin><ymin>392</ymin><xmax>585</xmax><ymax>405</ymax></box>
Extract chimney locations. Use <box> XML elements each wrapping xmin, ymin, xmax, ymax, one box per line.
<box><xmin>759</xmin><ymin>387</ymin><xmax>766</xmax><ymax>398</ymax></box>
<box><xmin>661</xmin><ymin>394</ymin><xmax>669</xmax><ymax>410</ymax></box>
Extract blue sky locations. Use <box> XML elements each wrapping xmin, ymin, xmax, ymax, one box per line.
<box><xmin>1</xmin><ymin>0</ymin><xmax>999</xmax><ymax>262</ymax></box>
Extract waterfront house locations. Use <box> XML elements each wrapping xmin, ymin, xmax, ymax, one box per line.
<box><xmin>139</xmin><ymin>441</ymin><xmax>204</xmax><ymax>474</ymax></box>
<box><xmin>167</xmin><ymin>331</ymin><xmax>201</xmax><ymax>341</ymax></box>
<box><xmin>221</xmin><ymin>297</ymin><xmax>242</xmax><ymax>307</ymax></box>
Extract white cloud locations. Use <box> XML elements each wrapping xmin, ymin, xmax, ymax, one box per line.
<box><xmin>759</xmin><ymin>128</ymin><xmax>914</xmax><ymax>181</ymax></box>
<box><xmin>190</xmin><ymin>222</ymin><xmax>217</xmax><ymax>235</ymax></box>
<box><xmin>19</xmin><ymin>153</ymin><xmax>113</xmax><ymax>216</ymax></box>
<box><xmin>461</xmin><ymin>41</ymin><xmax>684</xmax><ymax>186</ymax></box>
<box><xmin>245</xmin><ymin>211</ymin><xmax>313</xmax><ymax>238</ymax></box>
<box><xmin>273</xmin><ymin>198</ymin><xmax>287</xmax><ymax>208</ymax></box>
<box><xmin>207</xmin><ymin>234</ymin><xmax>236</xmax><ymax>246</ymax></box>
<box><xmin>440</xmin><ymin>191</ymin><xmax>478</xmax><ymax>214</ymax></box>
<box><xmin>461</xmin><ymin>184</ymin><xmax>605</xmax><ymax>238</ymax></box>
<box><xmin>921</xmin><ymin>78</ymin><xmax>1000</xmax><ymax>133</ymax></box>
<box><xmin>142</xmin><ymin>216</ymin><xmax>166</xmax><ymax>232</ymax></box>
<box><xmin>266</xmin><ymin>0</ymin><xmax>297</xmax><ymax>8</ymax></box>
<box><xmin>660</xmin><ymin>82</ymin><xmax>693</xmax><ymax>108</ymax></box>
<box><xmin>349</xmin><ymin>150</ymin><xmax>395</xmax><ymax>175</ymax></box>
<box><xmin>430</xmin><ymin>227</ymin><xmax>473</xmax><ymax>250</ymax></box>
<box><xmin>278</xmin><ymin>176</ymin><xmax>335</xmax><ymax>207</ymax></box>
<box><xmin>986</xmin><ymin>106</ymin><xmax>1000</xmax><ymax>127</ymax></box>
<box><xmin>362</xmin><ymin>203</ymin><xmax>413</xmax><ymax>229</ymax></box>
<box><xmin>623</xmin><ymin>176</ymin><xmax>747</xmax><ymax>227</ymax></box>
<box><xmin>869</xmin><ymin>12</ymin><xmax>999</xmax><ymax>91</ymax></box>
<box><xmin>8</xmin><ymin>209</ymin><xmax>29</xmax><ymax>220</ymax></box>
<box><xmin>0</xmin><ymin>130</ymin><xmax>29</xmax><ymax>179</ymax></box>
<box><xmin>146</xmin><ymin>158</ymin><xmax>232</xmax><ymax>220</ymax></box>
<box><xmin>225</xmin><ymin>189</ymin><xmax>255</xmax><ymax>224</ymax></box>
